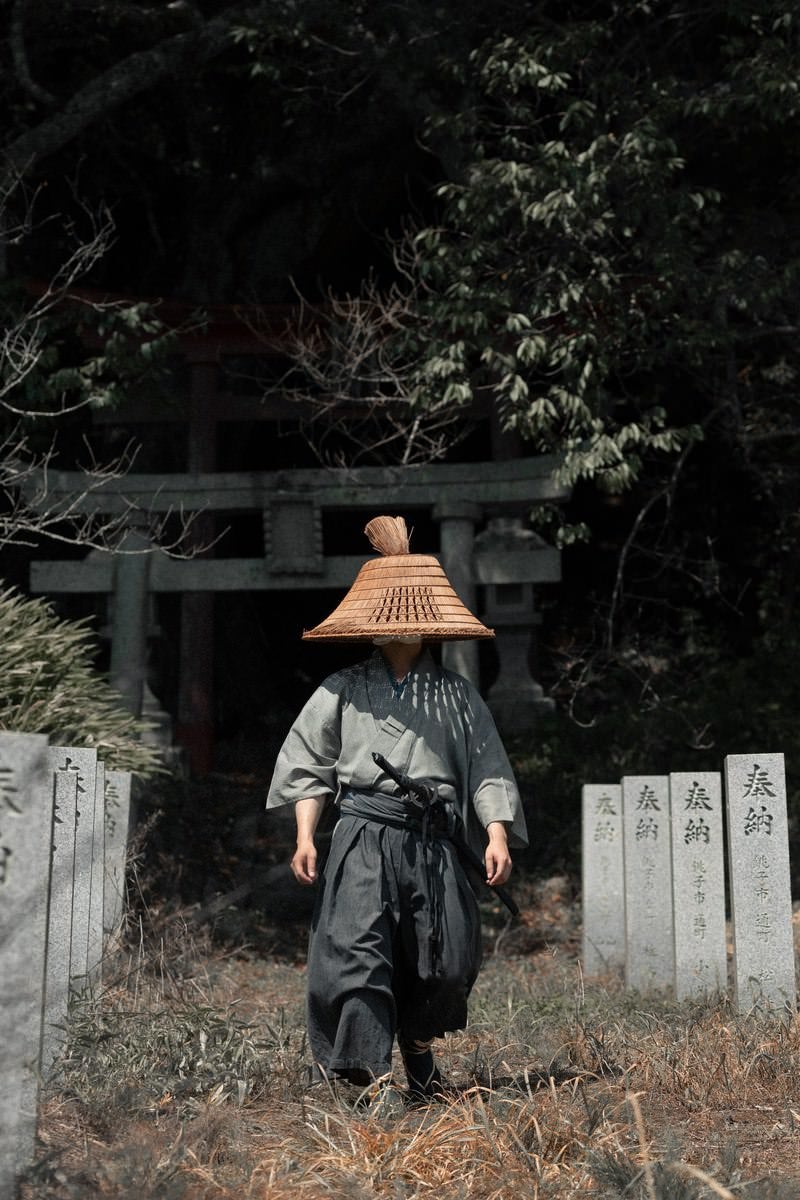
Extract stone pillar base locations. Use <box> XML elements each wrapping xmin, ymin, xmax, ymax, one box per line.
<box><xmin>487</xmin><ymin>627</ymin><xmax>554</xmax><ymax>735</ymax></box>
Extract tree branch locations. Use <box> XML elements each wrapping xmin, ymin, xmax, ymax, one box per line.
<box><xmin>238</xmin><ymin>275</ymin><xmax>468</xmax><ymax>467</ymax></box>
<box><xmin>10</xmin><ymin>0</ymin><xmax>56</xmax><ymax>106</ymax></box>
<box><xmin>0</xmin><ymin>174</ymin><xmax>208</xmax><ymax>557</ymax></box>
<box><xmin>741</xmin><ymin>427</ymin><xmax>800</xmax><ymax>444</ymax></box>
<box><xmin>2</xmin><ymin>3</ymin><xmax>268</xmax><ymax>183</ymax></box>
<box><xmin>604</xmin><ymin>439</ymin><xmax>696</xmax><ymax>653</ymax></box>
<box><xmin>0</xmin><ymin>182</ymin><xmax>116</xmax><ymax>413</ymax></box>
<box><xmin>1</xmin><ymin>429</ymin><xmax>211</xmax><ymax>555</ymax></box>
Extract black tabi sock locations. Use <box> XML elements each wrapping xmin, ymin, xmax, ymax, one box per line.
<box><xmin>402</xmin><ymin>1047</ymin><xmax>439</xmax><ymax>1095</ymax></box>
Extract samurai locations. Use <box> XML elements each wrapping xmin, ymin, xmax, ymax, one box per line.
<box><xmin>266</xmin><ymin>515</ymin><xmax>527</xmax><ymax>1102</ymax></box>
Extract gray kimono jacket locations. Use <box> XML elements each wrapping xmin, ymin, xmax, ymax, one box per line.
<box><xmin>266</xmin><ymin>650</ymin><xmax>527</xmax><ymax>857</ymax></box>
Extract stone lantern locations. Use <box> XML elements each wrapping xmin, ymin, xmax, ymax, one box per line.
<box><xmin>475</xmin><ymin>517</ymin><xmax>557</xmax><ymax>734</ymax></box>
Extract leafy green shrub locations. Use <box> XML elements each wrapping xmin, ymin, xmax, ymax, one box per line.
<box><xmin>0</xmin><ymin>583</ymin><xmax>162</xmax><ymax>775</ymax></box>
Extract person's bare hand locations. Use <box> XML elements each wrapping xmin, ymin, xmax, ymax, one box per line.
<box><xmin>292</xmin><ymin>796</ymin><xmax>325</xmax><ymax>884</ymax></box>
<box><xmin>292</xmin><ymin>838</ymin><xmax>318</xmax><ymax>885</ymax></box>
<box><xmin>485</xmin><ymin>823</ymin><xmax>512</xmax><ymax>887</ymax></box>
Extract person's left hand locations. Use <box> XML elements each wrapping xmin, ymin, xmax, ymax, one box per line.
<box><xmin>485</xmin><ymin>822</ymin><xmax>512</xmax><ymax>886</ymax></box>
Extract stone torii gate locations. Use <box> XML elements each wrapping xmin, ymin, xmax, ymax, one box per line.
<box><xmin>30</xmin><ymin>456</ymin><xmax>569</xmax><ymax>773</ymax></box>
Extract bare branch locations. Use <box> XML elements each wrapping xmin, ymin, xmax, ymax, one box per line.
<box><xmin>604</xmin><ymin>439</ymin><xmax>696</xmax><ymax>653</ymax></box>
<box><xmin>740</xmin><ymin>426</ymin><xmax>800</xmax><ymax>444</ymax></box>
<box><xmin>0</xmin><ymin>181</ymin><xmax>118</xmax><ymax>416</ymax></box>
<box><xmin>1</xmin><ymin>427</ymin><xmax>214</xmax><ymax>556</ymax></box>
<box><xmin>238</xmin><ymin>272</ymin><xmax>468</xmax><ymax>467</ymax></box>
<box><xmin>0</xmin><ymin>177</ymin><xmax>207</xmax><ymax>558</ymax></box>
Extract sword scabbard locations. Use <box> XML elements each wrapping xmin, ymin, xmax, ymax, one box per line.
<box><xmin>372</xmin><ymin>751</ymin><xmax>519</xmax><ymax>919</ymax></box>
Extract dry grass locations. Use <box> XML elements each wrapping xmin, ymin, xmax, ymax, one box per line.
<box><xmin>19</xmin><ymin>887</ymin><xmax>800</xmax><ymax>1200</ymax></box>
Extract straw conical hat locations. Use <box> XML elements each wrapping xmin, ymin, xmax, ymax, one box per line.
<box><xmin>302</xmin><ymin>515</ymin><xmax>494</xmax><ymax>642</ymax></box>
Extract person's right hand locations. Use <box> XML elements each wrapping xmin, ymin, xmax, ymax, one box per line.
<box><xmin>291</xmin><ymin>838</ymin><xmax>318</xmax><ymax>885</ymax></box>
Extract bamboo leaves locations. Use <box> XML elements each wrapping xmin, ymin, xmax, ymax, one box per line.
<box><xmin>0</xmin><ymin>585</ymin><xmax>162</xmax><ymax>775</ymax></box>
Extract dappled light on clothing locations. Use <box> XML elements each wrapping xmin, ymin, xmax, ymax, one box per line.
<box><xmin>267</xmin><ymin>650</ymin><xmax>527</xmax><ymax>859</ymax></box>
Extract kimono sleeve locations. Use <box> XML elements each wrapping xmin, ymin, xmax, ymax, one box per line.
<box><xmin>467</xmin><ymin>697</ymin><xmax>528</xmax><ymax>848</ymax></box>
<box><xmin>266</xmin><ymin>678</ymin><xmax>344</xmax><ymax>810</ymax></box>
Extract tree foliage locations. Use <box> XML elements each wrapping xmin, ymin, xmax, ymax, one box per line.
<box><xmin>6</xmin><ymin>2</ymin><xmax>799</xmax><ymax>472</ymax></box>
<box><xmin>401</xmin><ymin>3</ymin><xmax>800</xmax><ymax>507</ymax></box>
<box><xmin>3</xmin><ymin>1</ymin><xmax>800</xmax><ymax>777</ymax></box>
<box><xmin>254</xmin><ymin>1</ymin><xmax>800</xmax><ymax>786</ymax></box>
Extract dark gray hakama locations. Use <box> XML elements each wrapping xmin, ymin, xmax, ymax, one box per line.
<box><xmin>307</xmin><ymin>796</ymin><xmax>481</xmax><ymax>1081</ymax></box>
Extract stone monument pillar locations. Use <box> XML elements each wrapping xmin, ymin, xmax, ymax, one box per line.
<box><xmin>433</xmin><ymin>501</ymin><xmax>481</xmax><ymax>687</ymax></box>
<box><xmin>724</xmin><ymin>754</ymin><xmax>795</xmax><ymax>1013</ymax></box>
<box><xmin>0</xmin><ymin>732</ymin><xmax>50</xmax><ymax>1198</ymax></box>
<box><xmin>622</xmin><ymin>775</ymin><xmax>674</xmax><ymax>993</ymax></box>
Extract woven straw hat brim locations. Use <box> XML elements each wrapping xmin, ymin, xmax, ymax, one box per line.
<box><xmin>302</xmin><ymin>554</ymin><xmax>494</xmax><ymax>642</ymax></box>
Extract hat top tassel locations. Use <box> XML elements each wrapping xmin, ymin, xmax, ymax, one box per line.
<box><xmin>364</xmin><ymin>515</ymin><xmax>411</xmax><ymax>557</ymax></box>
